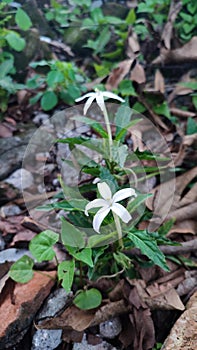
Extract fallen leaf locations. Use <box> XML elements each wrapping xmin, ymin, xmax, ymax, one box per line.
<box><xmin>161</xmin><ymin>0</ymin><xmax>182</xmax><ymax>50</ymax></box>
<box><xmin>168</xmin><ymin>220</ymin><xmax>197</xmax><ymax>236</ymax></box>
<box><xmin>153</xmin><ymin>36</ymin><xmax>197</xmax><ymax>65</ymax></box>
<box><xmin>130</xmin><ymin>62</ymin><xmax>146</xmax><ymax>84</ymax></box>
<box><xmin>126</xmin><ymin>29</ymin><xmax>140</xmax><ymax>59</ymax></box>
<box><xmin>106</xmin><ymin>59</ymin><xmax>134</xmax><ymax>90</ymax></box>
<box><xmin>154</xmin><ymin>69</ymin><xmax>165</xmax><ymax>94</ymax></box>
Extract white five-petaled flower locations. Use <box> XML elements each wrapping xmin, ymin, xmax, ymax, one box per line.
<box><xmin>85</xmin><ymin>182</ymin><xmax>137</xmax><ymax>233</ymax></box>
<box><xmin>75</xmin><ymin>89</ymin><xmax>125</xmax><ymax>115</ymax></box>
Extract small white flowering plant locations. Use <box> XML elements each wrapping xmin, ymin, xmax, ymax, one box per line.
<box><xmin>9</xmin><ymin>88</ymin><xmax>172</xmax><ymax>310</ymax></box>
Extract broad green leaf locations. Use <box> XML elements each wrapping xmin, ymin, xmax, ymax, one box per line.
<box><xmin>115</xmin><ymin>119</ymin><xmax>142</xmax><ymax>142</ymax></box>
<box><xmin>6</xmin><ymin>32</ymin><xmax>25</xmax><ymax>51</ymax></box>
<box><xmin>72</xmin><ymin>116</ymin><xmax>108</xmax><ymax>138</ymax></box>
<box><xmin>118</xmin><ymin>80</ymin><xmax>137</xmax><ymax>96</ymax></box>
<box><xmin>74</xmin><ymin>288</ymin><xmax>102</xmax><ymax>310</ymax></box>
<box><xmin>46</xmin><ymin>70</ymin><xmax>64</xmax><ymax>87</ymax></box>
<box><xmin>15</xmin><ymin>8</ymin><xmax>32</xmax><ymax>30</ymax></box>
<box><xmin>115</xmin><ymin>105</ymin><xmax>132</xmax><ymax>137</ymax></box>
<box><xmin>29</xmin><ymin>230</ymin><xmax>59</xmax><ymax>262</ymax></box>
<box><xmin>127</xmin><ymin>193</ymin><xmax>152</xmax><ymax>213</ymax></box>
<box><xmin>94</xmin><ymin>27</ymin><xmax>111</xmax><ymax>54</ymax></box>
<box><xmin>58</xmin><ymin>260</ymin><xmax>75</xmax><ymax>292</ymax></box>
<box><xmin>126</xmin><ymin>8</ymin><xmax>136</xmax><ymax>24</ymax></box>
<box><xmin>57</xmin><ymin>136</ymin><xmax>104</xmax><ymax>154</ymax></box>
<box><xmin>158</xmin><ymin>218</ymin><xmax>175</xmax><ymax>237</ymax></box>
<box><xmin>61</xmin><ymin>218</ymin><xmax>85</xmax><ymax>249</ymax></box>
<box><xmin>0</xmin><ymin>59</ymin><xmax>13</xmax><ymax>79</ymax></box>
<box><xmin>113</xmin><ymin>251</ymin><xmax>131</xmax><ymax>269</ymax></box>
<box><xmin>132</xmin><ymin>101</ymin><xmax>146</xmax><ymax>113</ymax></box>
<box><xmin>67</xmin><ymin>246</ymin><xmax>93</xmax><ymax>267</ymax></box>
<box><xmin>186</xmin><ymin>117</ymin><xmax>197</xmax><ymax>135</ymax></box>
<box><xmin>153</xmin><ymin>102</ymin><xmax>171</xmax><ymax>119</ymax></box>
<box><xmin>41</xmin><ymin>91</ymin><xmax>58</xmax><ymax>111</ymax></box>
<box><xmin>88</xmin><ymin>231</ymin><xmax>116</xmax><ymax>247</ymax></box>
<box><xmin>111</xmin><ymin>144</ymin><xmax>128</xmax><ymax>167</ymax></box>
<box><xmin>127</xmin><ymin>229</ymin><xmax>169</xmax><ymax>271</ymax></box>
<box><xmin>9</xmin><ymin>255</ymin><xmax>34</xmax><ymax>283</ymax></box>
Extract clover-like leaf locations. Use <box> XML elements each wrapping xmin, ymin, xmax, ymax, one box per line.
<box><xmin>9</xmin><ymin>255</ymin><xmax>34</xmax><ymax>283</ymax></box>
<box><xmin>74</xmin><ymin>288</ymin><xmax>102</xmax><ymax>310</ymax></box>
<box><xmin>29</xmin><ymin>230</ymin><xmax>59</xmax><ymax>262</ymax></box>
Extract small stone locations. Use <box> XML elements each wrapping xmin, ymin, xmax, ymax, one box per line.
<box><xmin>5</xmin><ymin>169</ymin><xmax>34</xmax><ymax>191</ymax></box>
<box><xmin>99</xmin><ymin>317</ymin><xmax>122</xmax><ymax>339</ymax></box>
<box><xmin>0</xmin><ymin>204</ymin><xmax>22</xmax><ymax>218</ymax></box>
<box><xmin>31</xmin><ymin>329</ymin><xmax>62</xmax><ymax>350</ymax></box>
<box><xmin>73</xmin><ymin>334</ymin><xmax>117</xmax><ymax>350</ymax></box>
<box><xmin>37</xmin><ymin>288</ymin><xmax>71</xmax><ymax>320</ymax></box>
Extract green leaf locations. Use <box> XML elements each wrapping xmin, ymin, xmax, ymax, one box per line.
<box><xmin>127</xmin><ymin>229</ymin><xmax>169</xmax><ymax>271</ymax></box>
<box><xmin>153</xmin><ymin>102</ymin><xmax>171</xmax><ymax>119</ymax></box>
<box><xmin>158</xmin><ymin>218</ymin><xmax>175</xmax><ymax>237</ymax></box>
<box><xmin>186</xmin><ymin>117</ymin><xmax>197</xmax><ymax>135</ymax></box>
<box><xmin>61</xmin><ymin>218</ymin><xmax>85</xmax><ymax>249</ymax></box>
<box><xmin>115</xmin><ymin>119</ymin><xmax>142</xmax><ymax>142</ymax></box>
<box><xmin>9</xmin><ymin>255</ymin><xmax>34</xmax><ymax>283</ymax></box>
<box><xmin>67</xmin><ymin>246</ymin><xmax>93</xmax><ymax>267</ymax></box>
<box><xmin>115</xmin><ymin>105</ymin><xmax>132</xmax><ymax>137</ymax></box>
<box><xmin>41</xmin><ymin>91</ymin><xmax>58</xmax><ymax>110</ymax></box>
<box><xmin>57</xmin><ymin>136</ymin><xmax>104</xmax><ymax>154</ymax></box>
<box><xmin>29</xmin><ymin>230</ymin><xmax>59</xmax><ymax>262</ymax></box>
<box><xmin>111</xmin><ymin>144</ymin><xmax>128</xmax><ymax>167</ymax></box>
<box><xmin>132</xmin><ymin>101</ymin><xmax>146</xmax><ymax>113</ymax></box>
<box><xmin>126</xmin><ymin>8</ymin><xmax>136</xmax><ymax>24</ymax></box>
<box><xmin>0</xmin><ymin>59</ymin><xmax>13</xmax><ymax>79</ymax></box>
<box><xmin>46</xmin><ymin>70</ymin><xmax>64</xmax><ymax>87</ymax></box>
<box><xmin>58</xmin><ymin>260</ymin><xmax>75</xmax><ymax>292</ymax></box>
<box><xmin>118</xmin><ymin>80</ymin><xmax>137</xmax><ymax>96</ymax></box>
<box><xmin>74</xmin><ymin>288</ymin><xmax>102</xmax><ymax>310</ymax></box>
<box><xmin>6</xmin><ymin>32</ymin><xmax>25</xmax><ymax>51</ymax></box>
<box><xmin>72</xmin><ymin>116</ymin><xmax>108</xmax><ymax>138</ymax></box>
<box><xmin>127</xmin><ymin>193</ymin><xmax>152</xmax><ymax>213</ymax></box>
<box><xmin>88</xmin><ymin>231</ymin><xmax>116</xmax><ymax>247</ymax></box>
<box><xmin>113</xmin><ymin>251</ymin><xmax>131</xmax><ymax>269</ymax></box>
<box><xmin>15</xmin><ymin>8</ymin><xmax>32</xmax><ymax>30</ymax></box>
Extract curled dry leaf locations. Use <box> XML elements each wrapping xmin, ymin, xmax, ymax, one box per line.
<box><xmin>168</xmin><ymin>219</ymin><xmax>197</xmax><ymax>236</ymax></box>
<box><xmin>126</xmin><ymin>29</ymin><xmax>140</xmax><ymax>59</ymax></box>
<box><xmin>161</xmin><ymin>0</ymin><xmax>182</xmax><ymax>50</ymax></box>
<box><xmin>105</xmin><ymin>59</ymin><xmax>134</xmax><ymax>90</ymax></box>
<box><xmin>154</xmin><ymin>69</ymin><xmax>165</xmax><ymax>94</ymax></box>
<box><xmin>130</xmin><ymin>62</ymin><xmax>146</xmax><ymax>85</ymax></box>
<box><xmin>153</xmin><ymin>36</ymin><xmax>197</xmax><ymax>65</ymax></box>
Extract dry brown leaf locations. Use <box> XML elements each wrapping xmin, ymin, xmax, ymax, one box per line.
<box><xmin>154</xmin><ymin>69</ymin><xmax>165</xmax><ymax>94</ymax></box>
<box><xmin>183</xmin><ymin>133</ymin><xmax>197</xmax><ymax>147</ymax></box>
<box><xmin>166</xmin><ymin>202</ymin><xmax>197</xmax><ymax>222</ymax></box>
<box><xmin>126</xmin><ymin>30</ymin><xmax>140</xmax><ymax>59</ymax></box>
<box><xmin>168</xmin><ymin>220</ymin><xmax>197</xmax><ymax>236</ymax></box>
<box><xmin>168</xmin><ymin>71</ymin><xmax>194</xmax><ymax>104</ymax></box>
<box><xmin>130</xmin><ymin>62</ymin><xmax>146</xmax><ymax>84</ymax></box>
<box><xmin>161</xmin><ymin>0</ymin><xmax>182</xmax><ymax>50</ymax></box>
<box><xmin>153</xmin><ymin>36</ymin><xmax>197</xmax><ymax>65</ymax></box>
<box><xmin>161</xmin><ymin>291</ymin><xmax>197</xmax><ymax>350</ymax></box>
<box><xmin>146</xmin><ymin>166</ymin><xmax>197</xmax><ymax>212</ymax></box>
<box><xmin>105</xmin><ymin>59</ymin><xmax>134</xmax><ymax>90</ymax></box>
<box><xmin>170</xmin><ymin>107</ymin><xmax>196</xmax><ymax>118</ymax></box>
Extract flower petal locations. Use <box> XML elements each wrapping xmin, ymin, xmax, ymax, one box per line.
<box><xmin>75</xmin><ymin>92</ymin><xmax>95</xmax><ymax>102</ymax></box>
<box><xmin>85</xmin><ymin>198</ymin><xmax>107</xmax><ymax>216</ymax></box>
<box><xmin>93</xmin><ymin>206</ymin><xmax>110</xmax><ymax>233</ymax></box>
<box><xmin>111</xmin><ymin>203</ymin><xmax>132</xmax><ymax>223</ymax></box>
<box><xmin>83</xmin><ymin>95</ymin><xmax>96</xmax><ymax>115</ymax></box>
<box><xmin>98</xmin><ymin>182</ymin><xmax>112</xmax><ymax>201</ymax></box>
<box><xmin>96</xmin><ymin>92</ymin><xmax>105</xmax><ymax>112</ymax></box>
<box><xmin>113</xmin><ymin>188</ymin><xmax>137</xmax><ymax>203</ymax></box>
<box><xmin>103</xmin><ymin>91</ymin><xmax>125</xmax><ymax>103</ymax></box>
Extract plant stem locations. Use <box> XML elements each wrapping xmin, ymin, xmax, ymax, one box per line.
<box><xmin>113</xmin><ymin>213</ymin><xmax>123</xmax><ymax>249</ymax></box>
<box><xmin>102</xmin><ymin>103</ymin><xmax>112</xmax><ymax>160</ymax></box>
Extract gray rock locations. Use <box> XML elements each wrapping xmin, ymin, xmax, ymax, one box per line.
<box><xmin>5</xmin><ymin>169</ymin><xmax>34</xmax><ymax>191</ymax></box>
<box><xmin>31</xmin><ymin>329</ymin><xmax>62</xmax><ymax>350</ymax></box>
<box><xmin>0</xmin><ymin>248</ymin><xmax>33</xmax><ymax>263</ymax></box>
<box><xmin>73</xmin><ymin>334</ymin><xmax>117</xmax><ymax>350</ymax></box>
<box><xmin>99</xmin><ymin>317</ymin><xmax>122</xmax><ymax>339</ymax></box>
<box><xmin>0</xmin><ymin>126</ymin><xmax>36</xmax><ymax>181</ymax></box>
<box><xmin>37</xmin><ymin>288</ymin><xmax>72</xmax><ymax>320</ymax></box>
<box><xmin>0</xmin><ymin>204</ymin><xmax>22</xmax><ymax>217</ymax></box>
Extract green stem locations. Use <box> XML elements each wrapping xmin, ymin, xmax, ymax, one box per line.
<box><xmin>102</xmin><ymin>103</ymin><xmax>112</xmax><ymax>161</ymax></box>
<box><xmin>113</xmin><ymin>213</ymin><xmax>123</xmax><ymax>249</ymax></box>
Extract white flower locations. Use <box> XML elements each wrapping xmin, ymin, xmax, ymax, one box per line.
<box><xmin>85</xmin><ymin>182</ymin><xmax>136</xmax><ymax>233</ymax></box>
<box><xmin>75</xmin><ymin>89</ymin><xmax>125</xmax><ymax>115</ymax></box>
